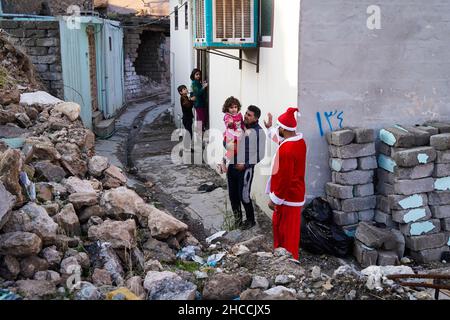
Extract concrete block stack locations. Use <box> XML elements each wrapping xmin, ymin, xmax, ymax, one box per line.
<box><xmin>376</xmin><ymin>124</ymin><xmax>450</xmax><ymax>263</ymax></box>
<box><xmin>325</xmin><ymin>128</ymin><xmax>377</xmax><ymax>237</ymax></box>
<box><xmin>353</xmin><ymin>222</ymin><xmax>405</xmax><ymax>267</ymax></box>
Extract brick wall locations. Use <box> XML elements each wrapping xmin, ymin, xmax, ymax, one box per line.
<box><xmin>2</xmin><ymin>0</ymin><xmax>93</xmax><ymax>15</ymax></box>
<box><xmin>123</xmin><ymin>27</ymin><xmax>169</xmax><ymax>101</ymax></box>
<box><xmin>0</xmin><ymin>20</ymin><xmax>64</xmax><ymax>99</ymax></box>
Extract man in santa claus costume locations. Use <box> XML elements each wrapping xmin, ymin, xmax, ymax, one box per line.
<box><xmin>264</xmin><ymin>107</ymin><xmax>307</xmax><ymax>260</ymax></box>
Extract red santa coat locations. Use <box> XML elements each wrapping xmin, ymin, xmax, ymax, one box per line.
<box><xmin>266</xmin><ymin>134</ymin><xmax>307</xmax><ymax>206</ymax></box>
<box><xmin>266</xmin><ymin>133</ymin><xmax>307</xmax><ymax>260</ymax></box>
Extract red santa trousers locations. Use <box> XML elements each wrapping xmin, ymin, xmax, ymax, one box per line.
<box><xmin>272</xmin><ymin>205</ymin><xmax>302</xmax><ymax>260</ymax></box>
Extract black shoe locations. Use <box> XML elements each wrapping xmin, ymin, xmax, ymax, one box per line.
<box><xmin>240</xmin><ymin>220</ymin><xmax>256</xmax><ymax>230</ymax></box>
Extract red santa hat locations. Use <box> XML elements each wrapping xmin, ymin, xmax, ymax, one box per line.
<box><xmin>277</xmin><ymin>107</ymin><xmax>300</xmax><ymax>131</ymax></box>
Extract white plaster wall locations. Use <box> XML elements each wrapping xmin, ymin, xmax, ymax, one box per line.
<box><xmin>208</xmin><ymin>0</ymin><xmax>301</xmax><ymax>217</ymax></box>
<box><xmin>170</xmin><ymin>0</ymin><xmax>195</xmax><ymax>128</ymax></box>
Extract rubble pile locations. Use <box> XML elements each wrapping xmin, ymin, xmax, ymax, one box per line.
<box><xmin>0</xmin><ymin>33</ymin><xmax>42</xmax><ymax>105</ymax></box>
<box><xmin>376</xmin><ymin>123</ymin><xmax>450</xmax><ymax>263</ymax></box>
<box><xmin>325</xmin><ymin>128</ymin><xmax>377</xmax><ymax>237</ymax></box>
<box><xmin>0</xmin><ymin>90</ymin><xmax>203</xmax><ymax>300</ymax></box>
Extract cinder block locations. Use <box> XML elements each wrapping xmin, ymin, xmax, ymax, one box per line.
<box><xmin>379</xmin><ymin>127</ymin><xmax>415</xmax><ymax>148</ymax></box>
<box><xmin>392</xmin><ymin>206</ymin><xmax>432</xmax><ymax>224</ymax></box>
<box><xmin>358</xmin><ymin>210</ymin><xmax>375</xmax><ymax>221</ymax></box>
<box><xmin>376</xmin><ymin>195</ymin><xmax>391</xmax><ymax>213</ymax></box>
<box><xmin>328</xmin><ymin>143</ymin><xmax>376</xmax><ymax>159</ymax></box>
<box><xmin>430</xmin><ymin>133</ymin><xmax>450</xmax><ymax>151</ymax></box>
<box><xmin>423</xmin><ymin>121</ymin><xmax>450</xmax><ymax>134</ymax></box>
<box><xmin>341</xmin><ymin>196</ymin><xmax>377</xmax><ymax>212</ymax></box>
<box><xmin>355</xmin><ymin>221</ymin><xmax>395</xmax><ymax>248</ymax></box>
<box><xmin>389</xmin><ymin>193</ymin><xmax>428</xmax><ymax>210</ymax></box>
<box><xmin>399</xmin><ymin>219</ymin><xmax>441</xmax><ymax>237</ymax></box>
<box><xmin>333</xmin><ymin>211</ymin><xmax>358</xmax><ymax>226</ymax></box>
<box><xmin>392</xmin><ymin>147</ymin><xmax>436</xmax><ymax>167</ymax></box>
<box><xmin>358</xmin><ymin>156</ymin><xmax>377</xmax><ymax>170</ymax></box>
<box><xmin>374</xmin><ymin>210</ymin><xmax>397</xmax><ymax>228</ymax></box>
<box><xmin>405</xmin><ymin>233</ymin><xmax>448</xmax><ymax>251</ymax></box>
<box><xmin>410</xmin><ymin>246</ymin><xmax>449</xmax><ymax>263</ymax></box>
<box><xmin>436</xmin><ymin>150</ymin><xmax>450</xmax><ymax>164</ymax></box>
<box><xmin>329</xmin><ymin>158</ymin><xmax>357</xmax><ymax>172</ymax></box>
<box><xmin>402</xmin><ymin>126</ymin><xmax>431</xmax><ymax>147</ymax></box>
<box><xmin>377</xmin><ymin>169</ymin><xmax>395</xmax><ymax>185</ymax></box>
<box><xmin>378</xmin><ymin>143</ymin><xmax>406</xmax><ymax>157</ymax></box>
<box><xmin>441</xmin><ymin>218</ymin><xmax>450</xmax><ymax>231</ymax></box>
<box><xmin>430</xmin><ymin>205</ymin><xmax>450</xmax><ymax>219</ymax></box>
<box><xmin>376</xmin><ymin>181</ymin><xmax>394</xmax><ymax>196</ymax></box>
<box><xmin>354</xmin><ymin>241</ymin><xmax>378</xmax><ymax>267</ymax></box>
<box><xmin>354</xmin><ymin>128</ymin><xmax>375</xmax><ymax>143</ymax></box>
<box><xmin>393</xmin><ymin>178</ymin><xmax>435</xmax><ymax>196</ymax></box>
<box><xmin>396</xmin><ymin>163</ymin><xmax>434</xmax><ymax>180</ymax></box>
<box><xmin>434</xmin><ymin>163</ymin><xmax>450</xmax><ymax>178</ymax></box>
<box><xmin>386</xmin><ymin>229</ymin><xmax>406</xmax><ymax>259</ymax></box>
<box><xmin>326</xmin><ymin>183</ymin><xmax>353</xmax><ymax>200</ymax></box>
<box><xmin>377</xmin><ymin>154</ymin><xmax>397</xmax><ymax>173</ymax></box>
<box><xmin>434</xmin><ymin>177</ymin><xmax>450</xmax><ymax>191</ymax></box>
<box><xmin>377</xmin><ymin>250</ymin><xmax>399</xmax><ymax>266</ymax></box>
<box><xmin>354</xmin><ymin>183</ymin><xmax>374</xmax><ymax>197</ymax></box>
<box><xmin>332</xmin><ymin>171</ymin><xmax>374</xmax><ymax>186</ymax></box>
<box><xmin>326</xmin><ymin>196</ymin><xmax>342</xmax><ymax>211</ymax></box>
<box><xmin>326</xmin><ymin>129</ymin><xmax>355</xmax><ymax>146</ymax></box>
<box><xmin>415</xmin><ymin>125</ymin><xmax>439</xmax><ymax>136</ymax></box>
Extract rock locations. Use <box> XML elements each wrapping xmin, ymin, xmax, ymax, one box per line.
<box><xmin>274</xmin><ymin>247</ymin><xmax>293</xmax><ymax>258</ymax></box>
<box><xmin>36</xmin><ymin>182</ymin><xmax>53</xmax><ymax>202</ymax></box>
<box><xmin>237</xmin><ymin>235</ymin><xmax>272</xmax><ymax>253</ymax></box>
<box><xmin>63</xmin><ymin>176</ymin><xmax>95</xmax><ymax>194</ymax></box>
<box><xmin>88</xmin><ymin>219</ymin><xmax>136</xmax><ymax>249</ymax></box>
<box><xmin>3</xmin><ymin>203</ymin><xmax>58</xmax><ymax>244</ymax></box>
<box><xmin>0</xmin><ymin>109</ymin><xmax>16</xmax><ymax>124</ymax></box>
<box><xmin>263</xmin><ymin>286</ymin><xmax>297</xmax><ymax>300</ymax></box>
<box><xmin>39</xmin><ymin>246</ymin><xmax>62</xmax><ymax>269</ymax></box>
<box><xmin>180</xmin><ymin>231</ymin><xmax>201</xmax><ymax>247</ymax></box>
<box><xmin>92</xmin><ymin>268</ymin><xmax>112</xmax><ymax>286</ymax></box>
<box><xmin>53</xmin><ymin>102</ymin><xmax>81</xmax><ymax>122</ymax></box>
<box><xmin>58</xmin><ymin>150</ymin><xmax>88</xmax><ymax>178</ymax></box>
<box><xmin>60</xmin><ymin>256</ymin><xmax>81</xmax><ymax>277</ymax></box>
<box><xmin>74</xmin><ymin>282</ymin><xmax>101</xmax><ymax>300</ymax></box>
<box><xmin>88</xmin><ymin>156</ymin><xmax>109</xmax><ymax>177</ymax></box>
<box><xmin>144</xmin><ymin>271</ymin><xmax>197</xmax><ymax>300</ymax></box>
<box><xmin>102</xmin><ymin>165</ymin><xmax>127</xmax><ymax>189</ymax></box>
<box><xmin>100</xmin><ymin>186</ymin><xmax>145</xmax><ymax>219</ymax></box>
<box><xmin>53</xmin><ymin>234</ymin><xmax>79</xmax><ymax>251</ymax></box>
<box><xmin>28</xmin><ymin>141</ymin><xmax>61</xmax><ymax>162</ymax></box>
<box><xmin>0</xmin><ymin>232</ymin><xmax>42</xmax><ymax>257</ymax></box>
<box><xmin>20</xmin><ymin>256</ymin><xmax>49</xmax><ymax>278</ymax></box>
<box><xmin>126</xmin><ymin>276</ymin><xmax>145</xmax><ymax>299</ymax></box>
<box><xmin>142</xmin><ymin>238</ymin><xmax>176</xmax><ymax>263</ymax></box>
<box><xmin>33</xmin><ymin>270</ymin><xmax>61</xmax><ymax>284</ymax></box>
<box><xmin>48</xmin><ymin>182</ymin><xmax>68</xmax><ymax>199</ymax></box>
<box><xmin>202</xmin><ymin>273</ymin><xmax>249</xmax><ymax>300</ymax></box>
<box><xmin>68</xmin><ymin>192</ymin><xmax>98</xmax><ymax>210</ymax></box>
<box><xmin>147</xmin><ymin>206</ymin><xmax>188</xmax><ymax>240</ymax></box>
<box><xmin>231</xmin><ymin>244</ymin><xmax>251</xmax><ymax>256</ymax></box>
<box><xmin>53</xmin><ymin>203</ymin><xmax>80</xmax><ymax>237</ymax></box>
<box><xmin>15</xmin><ymin>112</ymin><xmax>32</xmax><ymax>128</ymax></box>
<box><xmin>0</xmin><ymin>149</ymin><xmax>24</xmax><ymax>206</ymax></box>
<box><xmin>78</xmin><ymin>205</ymin><xmax>106</xmax><ymax>223</ymax></box>
<box><xmin>0</xmin><ymin>255</ymin><xmax>20</xmax><ymax>280</ymax></box>
<box><xmin>42</xmin><ymin>204</ymin><xmax>59</xmax><ymax>218</ymax></box>
<box><xmin>34</xmin><ymin>161</ymin><xmax>66</xmax><ymax>182</ymax></box>
<box><xmin>275</xmin><ymin>275</ymin><xmax>293</xmax><ymax>285</ymax></box>
<box><xmin>15</xmin><ymin>280</ymin><xmax>57</xmax><ymax>299</ymax></box>
<box><xmin>20</xmin><ymin>91</ymin><xmax>63</xmax><ymax>106</ymax></box>
<box><xmin>0</xmin><ymin>181</ymin><xmax>15</xmax><ymax>229</ymax></box>
<box><xmin>250</xmin><ymin>276</ymin><xmax>269</xmax><ymax>290</ymax></box>
<box><xmin>311</xmin><ymin>266</ymin><xmax>321</xmax><ymax>280</ymax></box>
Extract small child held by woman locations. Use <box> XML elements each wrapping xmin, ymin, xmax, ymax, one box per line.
<box><xmin>218</xmin><ymin>96</ymin><xmax>245</xmax><ymax>173</ymax></box>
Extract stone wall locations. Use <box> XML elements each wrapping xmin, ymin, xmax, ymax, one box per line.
<box><xmin>123</xmin><ymin>26</ymin><xmax>169</xmax><ymax>101</ymax></box>
<box><xmin>2</xmin><ymin>0</ymin><xmax>93</xmax><ymax>15</ymax></box>
<box><xmin>0</xmin><ymin>20</ymin><xmax>63</xmax><ymax>99</ymax></box>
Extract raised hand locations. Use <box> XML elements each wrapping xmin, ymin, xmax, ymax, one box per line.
<box><xmin>264</xmin><ymin>112</ymin><xmax>273</xmax><ymax>129</ymax></box>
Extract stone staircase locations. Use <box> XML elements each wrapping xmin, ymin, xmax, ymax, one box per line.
<box><xmin>92</xmin><ymin>110</ymin><xmax>116</xmax><ymax>138</ymax></box>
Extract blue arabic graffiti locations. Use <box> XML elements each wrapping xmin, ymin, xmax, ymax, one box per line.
<box><xmin>316</xmin><ymin>110</ymin><xmax>344</xmax><ymax>136</ymax></box>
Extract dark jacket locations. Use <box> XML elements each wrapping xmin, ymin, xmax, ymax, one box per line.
<box><xmin>233</xmin><ymin>121</ymin><xmax>266</xmax><ymax>168</ymax></box>
<box><xmin>180</xmin><ymin>95</ymin><xmax>193</xmax><ymax>119</ymax></box>
<box><xmin>191</xmin><ymin>80</ymin><xmax>206</xmax><ymax>109</ymax></box>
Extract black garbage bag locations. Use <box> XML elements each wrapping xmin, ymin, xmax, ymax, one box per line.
<box><xmin>302</xmin><ymin>197</ymin><xmax>333</xmax><ymax>223</ymax></box>
<box><xmin>300</xmin><ymin>197</ymin><xmax>353</xmax><ymax>257</ymax></box>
